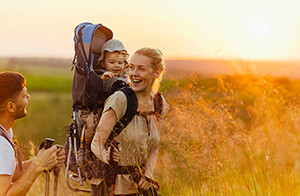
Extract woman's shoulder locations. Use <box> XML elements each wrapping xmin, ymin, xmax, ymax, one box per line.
<box><xmin>106</xmin><ymin>90</ymin><xmax>127</xmax><ymax>104</ymax></box>
<box><xmin>103</xmin><ymin>90</ymin><xmax>128</xmax><ymax>121</ymax></box>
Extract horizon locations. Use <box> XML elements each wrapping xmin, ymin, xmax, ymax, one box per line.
<box><xmin>1</xmin><ymin>56</ymin><xmax>299</xmax><ymax>79</ymax></box>
<box><xmin>1</xmin><ymin>56</ymin><xmax>300</xmax><ymax>63</ymax></box>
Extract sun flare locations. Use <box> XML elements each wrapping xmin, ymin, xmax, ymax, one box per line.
<box><xmin>244</xmin><ymin>18</ymin><xmax>268</xmax><ymax>38</ymax></box>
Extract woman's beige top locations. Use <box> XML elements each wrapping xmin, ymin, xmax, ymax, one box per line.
<box><xmin>102</xmin><ymin>91</ymin><xmax>169</xmax><ymax>195</ymax></box>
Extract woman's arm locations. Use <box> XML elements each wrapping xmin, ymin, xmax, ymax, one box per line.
<box><xmin>91</xmin><ymin>108</ymin><xmax>118</xmax><ymax>164</ymax></box>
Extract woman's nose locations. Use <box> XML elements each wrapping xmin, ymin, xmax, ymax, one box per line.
<box><xmin>131</xmin><ymin>69</ymin><xmax>139</xmax><ymax>76</ymax></box>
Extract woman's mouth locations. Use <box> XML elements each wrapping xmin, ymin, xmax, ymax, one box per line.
<box><xmin>132</xmin><ymin>79</ymin><xmax>142</xmax><ymax>84</ymax></box>
<box><xmin>132</xmin><ymin>79</ymin><xmax>142</xmax><ymax>86</ymax></box>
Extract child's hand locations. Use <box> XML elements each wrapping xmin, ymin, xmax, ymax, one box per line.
<box><xmin>101</xmin><ymin>71</ymin><xmax>115</xmax><ymax>81</ymax></box>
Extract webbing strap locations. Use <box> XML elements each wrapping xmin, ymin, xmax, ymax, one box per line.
<box><xmin>77</xmin><ymin>26</ymin><xmax>88</xmax><ymax>67</ymax></box>
<box><xmin>0</xmin><ymin>127</ymin><xmax>23</xmax><ymax>172</ymax></box>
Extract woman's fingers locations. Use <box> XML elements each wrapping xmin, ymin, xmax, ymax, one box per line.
<box><xmin>138</xmin><ymin>178</ymin><xmax>151</xmax><ymax>190</ymax></box>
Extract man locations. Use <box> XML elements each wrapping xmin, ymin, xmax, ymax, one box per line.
<box><xmin>0</xmin><ymin>72</ymin><xmax>65</xmax><ymax>196</ymax></box>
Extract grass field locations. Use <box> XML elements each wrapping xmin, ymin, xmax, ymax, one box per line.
<box><xmin>0</xmin><ymin>59</ymin><xmax>300</xmax><ymax>195</ymax></box>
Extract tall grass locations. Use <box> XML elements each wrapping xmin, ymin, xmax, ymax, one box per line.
<box><xmin>157</xmin><ymin>74</ymin><xmax>300</xmax><ymax>195</ymax></box>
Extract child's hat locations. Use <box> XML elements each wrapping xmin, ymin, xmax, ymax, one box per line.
<box><xmin>99</xmin><ymin>39</ymin><xmax>129</xmax><ymax>61</ymax></box>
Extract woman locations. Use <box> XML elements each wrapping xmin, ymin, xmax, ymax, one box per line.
<box><xmin>91</xmin><ymin>47</ymin><xmax>169</xmax><ymax>195</ymax></box>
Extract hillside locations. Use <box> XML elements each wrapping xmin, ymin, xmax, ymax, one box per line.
<box><xmin>1</xmin><ymin>57</ymin><xmax>300</xmax><ymax>79</ymax></box>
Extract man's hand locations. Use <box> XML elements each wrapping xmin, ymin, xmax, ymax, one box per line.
<box><xmin>55</xmin><ymin>147</ymin><xmax>66</xmax><ymax>168</ymax></box>
<box><xmin>101</xmin><ymin>71</ymin><xmax>115</xmax><ymax>81</ymax></box>
<box><xmin>35</xmin><ymin>146</ymin><xmax>57</xmax><ymax>171</ymax></box>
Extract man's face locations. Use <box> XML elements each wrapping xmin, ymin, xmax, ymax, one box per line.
<box><xmin>12</xmin><ymin>87</ymin><xmax>30</xmax><ymax>119</ymax></box>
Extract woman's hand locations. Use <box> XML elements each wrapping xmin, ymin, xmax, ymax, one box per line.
<box><xmin>107</xmin><ymin>145</ymin><xmax>120</xmax><ymax>163</ymax></box>
<box><xmin>138</xmin><ymin>177</ymin><xmax>151</xmax><ymax>190</ymax></box>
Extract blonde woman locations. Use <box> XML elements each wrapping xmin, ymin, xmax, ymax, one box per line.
<box><xmin>91</xmin><ymin>47</ymin><xmax>169</xmax><ymax>195</ymax></box>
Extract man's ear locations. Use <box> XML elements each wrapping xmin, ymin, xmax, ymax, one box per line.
<box><xmin>6</xmin><ymin>102</ymin><xmax>16</xmax><ymax>113</ymax></box>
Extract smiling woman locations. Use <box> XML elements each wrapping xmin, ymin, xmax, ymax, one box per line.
<box><xmin>91</xmin><ymin>47</ymin><xmax>169</xmax><ymax>195</ymax></box>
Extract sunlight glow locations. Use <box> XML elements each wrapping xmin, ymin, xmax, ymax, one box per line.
<box><xmin>0</xmin><ymin>0</ymin><xmax>300</xmax><ymax>60</ymax></box>
<box><xmin>245</xmin><ymin>18</ymin><xmax>268</xmax><ymax>38</ymax></box>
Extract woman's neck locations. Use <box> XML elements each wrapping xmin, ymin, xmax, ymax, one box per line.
<box><xmin>135</xmin><ymin>90</ymin><xmax>153</xmax><ymax>110</ymax></box>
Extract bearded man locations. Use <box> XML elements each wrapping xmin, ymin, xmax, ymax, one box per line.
<box><xmin>0</xmin><ymin>72</ymin><xmax>65</xmax><ymax>196</ymax></box>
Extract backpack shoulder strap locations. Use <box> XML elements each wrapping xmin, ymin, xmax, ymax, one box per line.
<box><xmin>154</xmin><ymin>92</ymin><xmax>163</xmax><ymax>119</ymax></box>
<box><xmin>107</xmin><ymin>86</ymin><xmax>138</xmax><ymax>142</ymax></box>
<box><xmin>0</xmin><ymin>130</ymin><xmax>14</xmax><ymax>148</ymax></box>
<box><xmin>136</xmin><ymin>92</ymin><xmax>164</xmax><ymax>119</ymax></box>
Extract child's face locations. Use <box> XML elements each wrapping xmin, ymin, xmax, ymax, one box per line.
<box><xmin>102</xmin><ymin>52</ymin><xmax>126</xmax><ymax>76</ymax></box>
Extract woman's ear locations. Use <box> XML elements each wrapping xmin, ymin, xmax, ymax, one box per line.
<box><xmin>154</xmin><ymin>70</ymin><xmax>160</xmax><ymax>78</ymax></box>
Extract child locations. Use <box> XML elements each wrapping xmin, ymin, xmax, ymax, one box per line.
<box><xmin>94</xmin><ymin>39</ymin><xmax>129</xmax><ymax>82</ymax></box>
<box><xmin>86</xmin><ymin>39</ymin><xmax>129</xmax><ymax>142</ymax></box>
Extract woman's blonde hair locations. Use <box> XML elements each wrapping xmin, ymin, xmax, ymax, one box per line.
<box><xmin>134</xmin><ymin>47</ymin><xmax>166</xmax><ymax>93</ymax></box>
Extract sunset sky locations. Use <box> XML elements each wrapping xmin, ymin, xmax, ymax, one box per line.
<box><xmin>1</xmin><ymin>0</ymin><xmax>300</xmax><ymax>60</ymax></box>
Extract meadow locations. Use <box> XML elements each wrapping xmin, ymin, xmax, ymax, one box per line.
<box><xmin>0</xmin><ymin>58</ymin><xmax>299</xmax><ymax>195</ymax></box>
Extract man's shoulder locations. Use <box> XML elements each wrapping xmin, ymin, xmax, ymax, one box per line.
<box><xmin>0</xmin><ymin>136</ymin><xmax>15</xmax><ymax>176</ymax></box>
<box><xmin>0</xmin><ymin>136</ymin><xmax>14</xmax><ymax>151</ymax></box>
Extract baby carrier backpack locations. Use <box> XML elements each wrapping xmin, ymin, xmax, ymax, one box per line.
<box><xmin>64</xmin><ymin>22</ymin><xmax>138</xmax><ymax>193</ymax></box>
<box><xmin>64</xmin><ymin>22</ymin><xmax>164</xmax><ymax>195</ymax></box>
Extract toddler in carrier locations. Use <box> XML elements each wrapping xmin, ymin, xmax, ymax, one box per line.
<box><xmin>85</xmin><ymin>39</ymin><xmax>130</xmax><ymax>142</ymax></box>
<box><xmin>94</xmin><ymin>39</ymin><xmax>129</xmax><ymax>81</ymax></box>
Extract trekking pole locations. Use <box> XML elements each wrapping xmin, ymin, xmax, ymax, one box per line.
<box><xmin>53</xmin><ymin>145</ymin><xmax>63</xmax><ymax>196</ymax></box>
<box><xmin>39</xmin><ymin>138</ymin><xmax>55</xmax><ymax>196</ymax></box>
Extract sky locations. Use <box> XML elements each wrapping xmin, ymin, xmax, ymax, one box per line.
<box><xmin>1</xmin><ymin>0</ymin><xmax>300</xmax><ymax>60</ymax></box>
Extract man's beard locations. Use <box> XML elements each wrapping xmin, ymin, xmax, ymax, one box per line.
<box><xmin>13</xmin><ymin>104</ymin><xmax>27</xmax><ymax>119</ymax></box>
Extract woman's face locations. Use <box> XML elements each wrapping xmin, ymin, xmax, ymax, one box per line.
<box><xmin>129</xmin><ymin>53</ymin><xmax>158</xmax><ymax>93</ymax></box>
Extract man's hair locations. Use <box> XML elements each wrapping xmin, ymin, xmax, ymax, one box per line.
<box><xmin>0</xmin><ymin>72</ymin><xmax>26</xmax><ymax>109</ymax></box>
